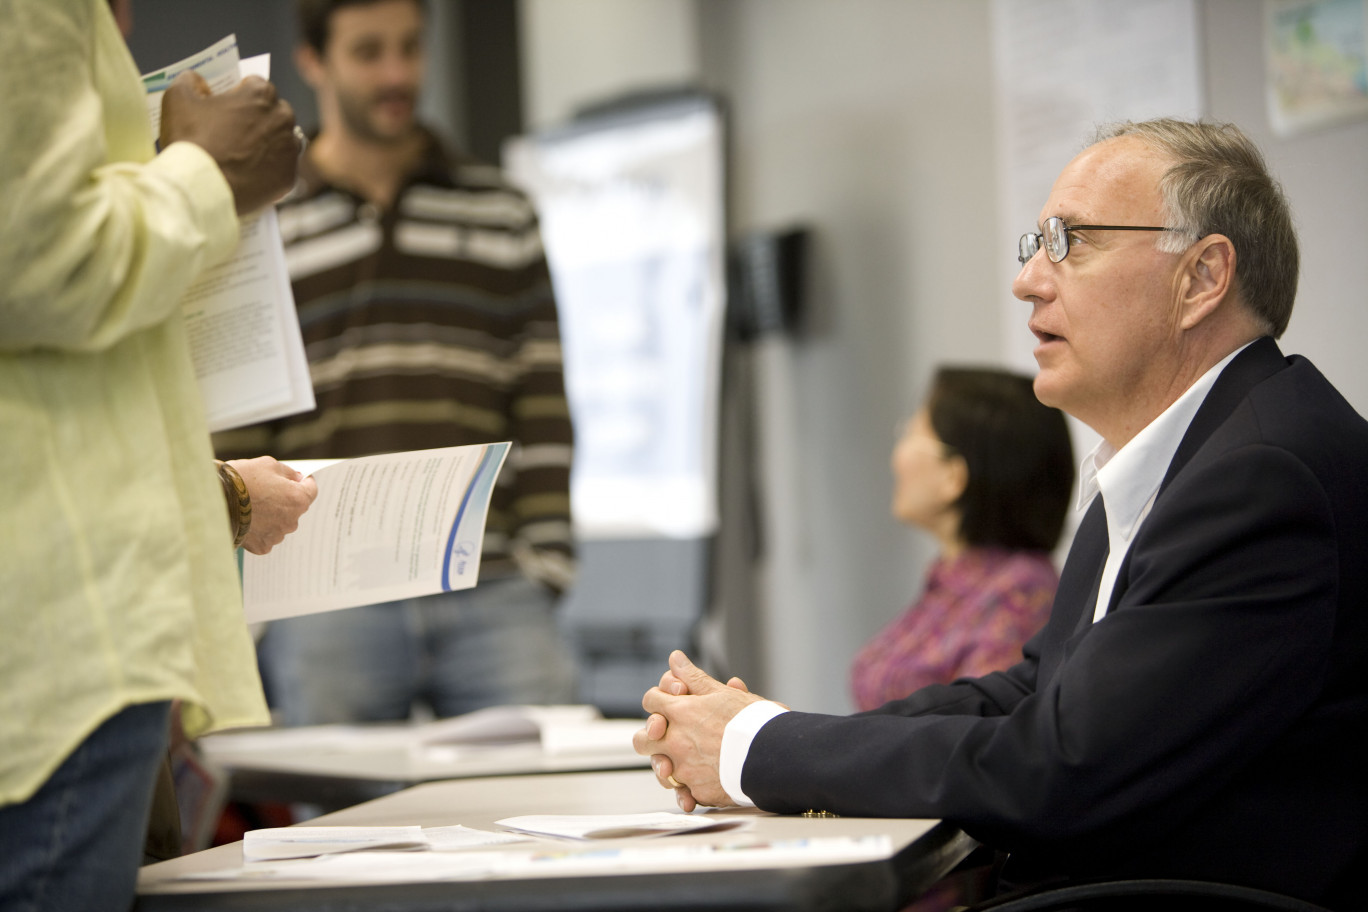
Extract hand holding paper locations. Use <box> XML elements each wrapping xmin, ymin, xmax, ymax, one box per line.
<box><xmin>140</xmin><ymin>36</ymin><xmax>315</xmax><ymax>432</ymax></box>
<box><xmin>241</xmin><ymin>443</ymin><xmax>509</xmax><ymax>622</ymax></box>
<box><xmin>227</xmin><ymin>456</ymin><xmax>318</xmax><ymax>555</ymax></box>
<box><xmin>159</xmin><ymin>70</ymin><xmax>299</xmax><ymax>215</ymax></box>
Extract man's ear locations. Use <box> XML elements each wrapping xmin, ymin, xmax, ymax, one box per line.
<box><xmin>294</xmin><ymin>44</ymin><xmax>325</xmax><ymax>90</ymax></box>
<box><xmin>1177</xmin><ymin>233</ymin><xmax>1235</xmax><ymax>331</ymax></box>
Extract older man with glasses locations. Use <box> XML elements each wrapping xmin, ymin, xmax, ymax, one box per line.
<box><xmin>634</xmin><ymin>118</ymin><xmax>1368</xmax><ymax>910</ymax></box>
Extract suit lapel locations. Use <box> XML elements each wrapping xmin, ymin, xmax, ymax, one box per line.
<box><xmin>1105</xmin><ymin>337</ymin><xmax>1288</xmax><ymax>613</ymax></box>
<box><xmin>1158</xmin><ymin>336</ymin><xmax>1287</xmax><ymax>495</ymax></box>
<box><xmin>1050</xmin><ymin>497</ymin><xmax>1109</xmax><ymax>645</ymax></box>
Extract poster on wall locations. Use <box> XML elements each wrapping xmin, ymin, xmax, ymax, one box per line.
<box><xmin>1265</xmin><ymin>0</ymin><xmax>1368</xmax><ymax>137</ymax></box>
<box><xmin>504</xmin><ymin>94</ymin><xmax>726</xmax><ymax>540</ymax></box>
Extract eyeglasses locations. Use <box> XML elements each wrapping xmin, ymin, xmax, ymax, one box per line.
<box><xmin>1018</xmin><ymin>217</ymin><xmax>1173</xmax><ymax>265</ymax></box>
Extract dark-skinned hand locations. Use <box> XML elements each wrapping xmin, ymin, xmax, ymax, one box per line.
<box><xmin>159</xmin><ymin>70</ymin><xmax>300</xmax><ymax>216</ymax></box>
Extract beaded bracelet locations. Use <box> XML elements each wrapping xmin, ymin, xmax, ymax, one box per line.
<box><xmin>214</xmin><ymin>459</ymin><xmax>252</xmax><ymax>549</ymax></box>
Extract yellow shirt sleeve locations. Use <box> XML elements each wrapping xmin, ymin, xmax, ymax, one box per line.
<box><xmin>0</xmin><ymin>0</ymin><xmax>239</xmax><ymax>353</ymax></box>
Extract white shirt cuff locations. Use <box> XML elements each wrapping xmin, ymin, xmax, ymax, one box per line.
<box><xmin>720</xmin><ymin>700</ymin><xmax>789</xmax><ymax>807</ymax></box>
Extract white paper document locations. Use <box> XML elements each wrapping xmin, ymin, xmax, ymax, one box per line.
<box><xmin>197</xmin><ymin>704</ymin><xmax>645</xmax><ymax>773</ymax></box>
<box><xmin>243</xmin><ymin>826</ymin><xmax>428</xmax><ymax>862</ymax></box>
<box><xmin>174</xmin><ymin>833</ymin><xmax>890</xmax><ymax>883</ymax></box>
<box><xmin>141</xmin><ymin>36</ymin><xmax>314</xmax><ymax>432</ymax></box>
<box><xmin>423</xmin><ymin>825</ymin><xmax>531</xmax><ymax>851</ymax></box>
<box><xmin>415</xmin><ymin>704</ymin><xmax>601</xmax><ymax>747</ymax></box>
<box><xmin>495</xmin><ymin>811</ymin><xmax>750</xmax><ymax>840</ymax></box>
<box><xmin>241</xmin><ymin>442</ymin><xmax>509</xmax><ymax>622</ymax></box>
<box><xmin>241</xmin><ymin>824</ymin><xmax>526</xmax><ymax>862</ymax></box>
<box><xmin>411</xmin><ymin>704</ymin><xmax>641</xmax><ymax>760</ymax></box>
<box><xmin>539</xmin><ymin>718</ymin><xmax>643</xmax><ymax>756</ymax></box>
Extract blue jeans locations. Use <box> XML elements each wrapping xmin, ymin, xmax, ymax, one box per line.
<box><xmin>0</xmin><ymin>701</ymin><xmax>171</xmax><ymax>912</ymax></box>
<box><xmin>258</xmin><ymin>577</ymin><xmax>578</xmax><ymax>725</ymax></box>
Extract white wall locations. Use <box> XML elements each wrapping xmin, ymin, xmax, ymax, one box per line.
<box><xmin>519</xmin><ymin>0</ymin><xmax>1368</xmax><ymax>714</ymax></box>
<box><xmin>695</xmin><ymin>0</ymin><xmax>1000</xmax><ymax>713</ymax></box>
<box><xmin>521</xmin><ymin>0</ymin><xmax>700</xmax><ymax>128</ymax></box>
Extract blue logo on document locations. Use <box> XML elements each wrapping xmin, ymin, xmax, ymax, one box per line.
<box><xmin>453</xmin><ymin>540</ymin><xmax>475</xmax><ymax>575</ymax></box>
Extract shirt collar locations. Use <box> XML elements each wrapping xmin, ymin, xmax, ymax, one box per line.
<box><xmin>1076</xmin><ymin>342</ymin><xmax>1252</xmax><ymax>539</ymax></box>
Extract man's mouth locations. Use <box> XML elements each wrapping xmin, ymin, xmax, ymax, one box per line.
<box><xmin>374</xmin><ymin>91</ymin><xmax>416</xmax><ymax>112</ymax></box>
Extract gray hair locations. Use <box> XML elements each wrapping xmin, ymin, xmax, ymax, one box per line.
<box><xmin>1094</xmin><ymin>119</ymin><xmax>1298</xmax><ymax>338</ymax></box>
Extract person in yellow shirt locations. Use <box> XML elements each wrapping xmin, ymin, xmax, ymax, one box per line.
<box><xmin>0</xmin><ymin>1</ymin><xmax>313</xmax><ymax>908</ymax></box>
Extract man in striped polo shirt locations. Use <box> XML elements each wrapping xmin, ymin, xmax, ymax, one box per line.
<box><xmin>215</xmin><ymin>0</ymin><xmax>578</xmax><ymax>726</ymax></box>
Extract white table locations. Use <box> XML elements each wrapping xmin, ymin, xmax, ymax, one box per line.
<box><xmin>137</xmin><ymin>768</ymin><xmax>978</xmax><ymax>911</ymax></box>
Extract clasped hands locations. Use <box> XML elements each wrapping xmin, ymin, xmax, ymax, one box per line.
<box><xmin>633</xmin><ymin>649</ymin><xmax>779</xmax><ymax>812</ymax></box>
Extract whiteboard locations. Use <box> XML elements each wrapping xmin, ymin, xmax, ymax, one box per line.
<box><xmin>505</xmin><ymin>94</ymin><xmax>727</xmax><ymax>539</ymax></box>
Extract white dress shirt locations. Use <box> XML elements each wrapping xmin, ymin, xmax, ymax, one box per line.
<box><xmin>1082</xmin><ymin>343</ymin><xmax>1247</xmax><ymax>622</ymax></box>
<box><xmin>717</xmin><ymin>343</ymin><xmax>1252</xmax><ymax>807</ymax></box>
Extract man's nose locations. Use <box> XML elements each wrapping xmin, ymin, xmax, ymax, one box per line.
<box><xmin>379</xmin><ymin>52</ymin><xmax>421</xmax><ymax>86</ymax></box>
<box><xmin>1012</xmin><ymin>249</ymin><xmax>1052</xmax><ymax>304</ymax></box>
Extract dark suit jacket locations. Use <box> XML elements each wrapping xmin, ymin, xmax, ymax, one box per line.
<box><xmin>743</xmin><ymin>338</ymin><xmax>1368</xmax><ymax>908</ymax></box>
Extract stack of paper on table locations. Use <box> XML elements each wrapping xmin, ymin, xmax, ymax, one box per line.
<box><xmin>414</xmin><ymin>704</ymin><xmax>642</xmax><ymax>757</ymax></box>
<box><xmin>178</xmin><ymin>818</ymin><xmax>890</xmax><ymax>884</ymax></box>
<box><xmin>413</xmin><ymin>704</ymin><xmax>601</xmax><ymax>746</ymax></box>
<box><xmin>494</xmin><ymin>812</ymin><xmax>749</xmax><ymax>840</ymax></box>
<box><xmin>239</xmin><ymin>814</ymin><xmax>740</xmax><ymax>863</ymax></box>
<box><xmin>242</xmin><ymin>825</ymin><xmax>528</xmax><ymax>862</ymax></box>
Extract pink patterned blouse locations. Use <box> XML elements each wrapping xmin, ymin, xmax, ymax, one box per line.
<box><xmin>850</xmin><ymin>547</ymin><xmax>1058</xmax><ymax>712</ymax></box>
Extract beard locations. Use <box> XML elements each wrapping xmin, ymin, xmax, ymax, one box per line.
<box><xmin>336</xmin><ymin>86</ymin><xmax>418</xmax><ymax>145</ymax></box>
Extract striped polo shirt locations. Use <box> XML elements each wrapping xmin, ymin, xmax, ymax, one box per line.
<box><xmin>214</xmin><ymin>129</ymin><xmax>575</xmax><ymax>592</ymax></box>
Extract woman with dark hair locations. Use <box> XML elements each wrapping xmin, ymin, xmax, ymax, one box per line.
<box><xmin>850</xmin><ymin>367</ymin><xmax>1075</xmax><ymax>712</ymax></box>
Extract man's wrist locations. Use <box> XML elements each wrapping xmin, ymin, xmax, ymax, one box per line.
<box><xmin>720</xmin><ymin>700</ymin><xmax>789</xmax><ymax>807</ymax></box>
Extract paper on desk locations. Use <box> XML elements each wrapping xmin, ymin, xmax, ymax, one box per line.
<box><xmin>243</xmin><ymin>826</ymin><xmax>427</xmax><ymax>861</ymax></box>
<box><xmin>410</xmin><ymin>705</ymin><xmax>641</xmax><ymax>761</ymax></box>
<box><xmin>178</xmin><ymin>851</ymin><xmax>503</xmax><ymax>883</ymax></box>
<box><xmin>416</xmin><ymin>704</ymin><xmax>601</xmax><ymax>748</ymax></box>
<box><xmin>176</xmin><ymin>836</ymin><xmax>893</xmax><ymax>884</ymax></box>
<box><xmin>498</xmin><ymin>835</ymin><xmax>895</xmax><ymax>872</ymax></box>
<box><xmin>423</xmin><ymin>825</ymin><xmax>530</xmax><ymax>850</ymax></box>
<box><xmin>540</xmin><ymin>718</ymin><xmax>642</xmax><ymax>755</ymax></box>
<box><xmin>242</xmin><ymin>824</ymin><xmax>527</xmax><ymax>862</ymax></box>
<box><xmin>241</xmin><ymin>442</ymin><xmax>509</xmax><ymax>622</ymax></box>
<box><xmin>496</xmin><ymin>811</ymin><xmax>751</xmax><ymax>840</ymax></box>
<box><xmin>197</xmin><ymin>704</ymin><xmax>637</xmax><ymax>760</ymax></box>
<box><xmin>141</xmin><ymin>36</ymin><xmax>314</xmax><ymax>432</ymax></box>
